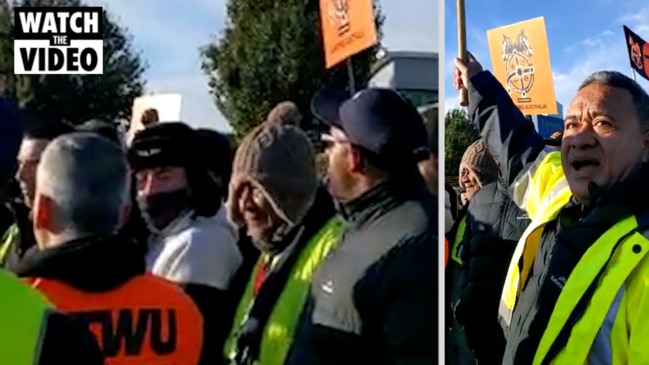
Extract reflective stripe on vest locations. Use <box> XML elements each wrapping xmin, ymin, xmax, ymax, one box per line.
<box><xmin>225</xmin><ymin>217</ymin><xmax>343</xmax><ymax>365</ymax></box>
<box><xmin>0</xmin><ymin>223</ymin><xmax>19</xmax><ymax>266</ymax></box>
<box><xmin>0</xmin><ymin>269</ymin><xmax>51</xmax><ymax>365</ymax></box>
<box><xmin>587</xmin><ymin>286</ymin><xmax>624</xmax><ymax>365</ymax></box>
<box><xmin>27</xmin><ymin>273</ymin><xmax>203</xmax><ymax>365</ymax></box>
<box><xmin>450</xmin><ymin>216</ymin><xmax>466</xmax><ymax>265</ymax></box>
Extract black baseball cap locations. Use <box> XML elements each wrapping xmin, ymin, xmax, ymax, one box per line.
<box><xmin>311</xmin><ymin>87</ymin><xmax>430</xmax><ymax>166</ymax></box>
<box><xmin>544</xmin><ymin>131</ymin><xmax>563</xmax><ymax>147</ymax></box>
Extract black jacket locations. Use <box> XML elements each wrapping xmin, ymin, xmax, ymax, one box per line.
<box><xmin>452</xmin><ymin>179</ymin><xmax>529</xmax><ymax>364</ymax></box>
<box><xmin>286</xmin><ymin>176</ymin><xmax>438</xmax><ymax>365</ymax></box>
<box><xmin>39</xmin><ymin>311</ymin><xmax>105</xmax><ymax>365</ymax></box>
<box><xmin>230</xmin><ymin>185</ymin><xmax>336</xmax><ymax>365</ymax></box>
<box><xmin>467</xmin><ymin>70</ymin><xmax>649</xmax><ymax>364</ymax></box>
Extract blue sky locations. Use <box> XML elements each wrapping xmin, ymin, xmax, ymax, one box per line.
<box><xmin>443</xmin><ymin>0</ymin><xmax>649</xmax><ymax>115</ymax></box>
<box><xmin>84</xmin><ymin>0</ymin><xmax>438</xmax><ymax>132</ymax></box>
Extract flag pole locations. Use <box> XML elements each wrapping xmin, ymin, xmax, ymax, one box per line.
<box><xmin>457</xmin><ymin>0</ymin><xmax>468</xmax><ymax>106</ymax></box>
<box><xmin>632</xmin><ymin>68</ymin><xmax>638</xmax><ymax>81</ymax></box>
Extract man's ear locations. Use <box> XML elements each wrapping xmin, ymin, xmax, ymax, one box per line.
<box><xmin>347</xmin><ymin>146</ymin><xmax>364</xmax><ymax>173</ymax></box>
<box><xmin>33</xmin><ymin>194</ymin><xmax>55</xmax><ymax>232</ymax></box>
<box><xmin>643</xmin><ymin>130</ymin><xmax>649</xmax><ymax>161</ymax></box>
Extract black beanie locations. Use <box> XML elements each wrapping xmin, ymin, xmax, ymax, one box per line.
<box><xmin>128</xmin><ymin>122</ymin><xmax>195</xmax><ymax>172</ymax></box>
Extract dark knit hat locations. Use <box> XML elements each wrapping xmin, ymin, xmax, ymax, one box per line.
<box><xmin>459</xmin><ymin>139</ymin><xmax>498</xmax><ymax>187</ymax></box>
<box><xmin>128</xmin><ymin>122</ymin><xmax>195</xmax><ymax>172</ymax></box>
<box><xmin>227</xmin><ymin>123</ymin><xmax>317</xmax><ymax>228</ymax></box>
<box><xmin>194</xmin><ymin>128</ymin><xmax>233</xmax><ymax>186</ymax></box>
<box><xmin>77</xmin><ymin>119</ymin><xmax>120</xmax><ymax>144</ymax></box>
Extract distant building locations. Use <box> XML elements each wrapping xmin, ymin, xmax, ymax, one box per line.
<box><xmin>530</xmin><ymin>101</ymin><xmax>563</xmax><ymax>138</ymax></box>
<box><xmin>368</xmin><ymin>51</ymin><xmax>438</xmax><ymax>108</ymax></box>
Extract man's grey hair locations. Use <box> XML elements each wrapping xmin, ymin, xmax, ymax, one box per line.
<box><xmin>36</xmin><ymin>132</ymin><xmax>131</xmax><ymax>237</ymax></box>
<box><xmin>579</xmin><ymin>71</ymin><xmax>649</xmax><ymax>130</ymax></box>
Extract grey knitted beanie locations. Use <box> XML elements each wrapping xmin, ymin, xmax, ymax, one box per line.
<box><xmin>227</xmin><ymin>123</ymin><xmax>318</xmax><ymax>228</ymax></box>
<box><xmin>459</xmin><ymin>139</ymin><xmax>499</xmax><ymax>187</ymax></box>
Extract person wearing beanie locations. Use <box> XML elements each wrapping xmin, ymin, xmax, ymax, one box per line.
<box><xmin>446</xmin><ymin>138</ymin><xmax>500</xmax><ymax>365</ymax></box>
<box><xmin>0</xmin><ymin>97</ymin><xmax>104</xmax><ymax>364</ymax></box>
<box><xmin>458</xmin><ymin>139</ymin><xmax>499</xmax><ymax>202</ymax></box>
<box><xmin>128</xmin><ymin>122</ymin><xmax>242</xmax><ymax>364</ymax></box>
<box><xmin>446</xmin><ymin>138</ymin><xmax>531</xmax><ymax>365</ymax></box>
<box><xmin>223</xmin><ymin>122</ymin><xmax>341</xmax><ymax>365</ymax></box>
<box><xmin>0</xmin><ymin>111</ymin><xmax>75</xmax><ymax>272</ymax></box>
<box><xmin>286</xmin><ymin>88</ymin><xmax>437</xmax><ymax>365</ymax></box>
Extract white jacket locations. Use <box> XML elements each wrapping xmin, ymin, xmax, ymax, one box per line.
<box><xmin>145</xmin><ymin>206</ymin><xmax>242</xmax><ymax>290</ymax></box>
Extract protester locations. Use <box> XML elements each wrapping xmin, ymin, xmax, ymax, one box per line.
<box><xmin>446</xmin><ymin>139</ymin><xmax>499</xmax><ymax>365</ymax></box>
<box><xmin>451</xmin><ymin>142</ymin><xmax>531</xmax><ymax>365</ymax></box>
<box><xmin>194</xmin><ymin>128</ymin><xmax>233</xmax><ymax>201</ymax></box>
<box><xmin>0</xmin><ymin>114</ymin><xmax>74</xmax><ymax>270</ymax></box>
<box><xmin>15</xmin><ymin>132</ymin><xmax>204</xmax><ymax>364</ymax></box>
<box><xmin>76</xmin><ymin>119</ymin><xmax>151</xmax><ymax>250</ymax></box>
<box><xmin>286</xmin><ymin>88</ymin><xmax>438</xmax><ymax>365</ymax></box>
<box><xmin>193</xmin><ymin>127</ymin><xmax>260</xmax><ymax>328</ymax></box>
<box><xmin>0</xmin><ymin>96</ymin><xmax>104</xmax><ymax>364</ymax></box>
<box><xmin>141</xmin><ymin>108</ymin><xmax>160</xmax><ymax>127</ymax></box>
<box><xmin>418</xmin><ymin>106</ymin><xmax>442</xmax><ymax>192</ymax></box>
<box><xmin>224</xmin><ymin>122</ymin><xmax>342</xmax><ymax>365</ymax></box>
<box><xmin>455</xmin><ymin>54</ymin><xmax>649</xmax><ymax>364</ymax></box>
<box><xmin>129</xmin><ymin>122</ymin><xmax>242</xmax><ymax>362</ymax></box>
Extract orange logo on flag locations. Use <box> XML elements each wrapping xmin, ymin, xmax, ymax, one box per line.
<box><xmin>629</xmin><ymin>36</ymin><xmax>644</xmax><ymax>70</ymax></box>
<box><xmin>487</xmin><ymin>17</ymin><xmax>558</xmax><ymax>116</ymax></box>
<box><xmin>319</xmin><ymin>0</ymin><xmax>378</xmax><ymax>69</ymax></box>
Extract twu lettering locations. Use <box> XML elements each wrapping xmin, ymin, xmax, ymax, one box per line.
<box><xmin>71</xmin><ymin>309</ymin><xmax>177</xmax><ymax>357</ymax></box>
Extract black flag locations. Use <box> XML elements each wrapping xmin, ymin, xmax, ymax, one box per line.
<box><xmin>623</xmin><ymin>25</ymin><xmax>649</xmax><ymax>81</ymax></box>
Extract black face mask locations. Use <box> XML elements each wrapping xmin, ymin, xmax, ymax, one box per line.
<box><xmin>137</xmin><ymin>189</ymin><xmax>191</xmax><ymax>231</ymax></box>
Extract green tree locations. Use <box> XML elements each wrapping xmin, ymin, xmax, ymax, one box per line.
<box><xmin>0</xmin><ymin>1</ymin><xmax>13</xmax><ymax>96</ymax></box>
<box><xmin>1</xmin><ymin>0</ymin><xmax>147</xmax><ymax>125</ymax></box>
<box><xmin>202</xmin><ymin>0</ymin><xmax>383</xmax><ymax>138</ymax></box>
<box><xmin>445</xmin><ymin>107</ymin><xmax>479</xmax><ymax>179</ymax></box>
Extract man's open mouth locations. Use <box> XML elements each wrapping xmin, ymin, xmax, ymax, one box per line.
<box><xmin>571</xmin><ymin>159</ymin><xmax>600</xmax><ymax>171</ymax></box>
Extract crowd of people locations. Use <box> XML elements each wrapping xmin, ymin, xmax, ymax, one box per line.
<box><xmin>0</xmin><ymin>85</ymin><xmax>438</xmax><ymax>364</ymax></box>
<box><xmin>445</xmin><ymin>53</ymin><xmax>649</xmax><ymax>364</ymax></box>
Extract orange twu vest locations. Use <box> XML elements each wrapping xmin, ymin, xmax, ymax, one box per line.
<box><xmin>25</xmin><ymin>273</ymin><xmax>204</xmax><ymax>365</ymax></box>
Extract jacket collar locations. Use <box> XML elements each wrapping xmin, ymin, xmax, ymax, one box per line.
<box><xmin>14</xmin><ymin>233</ymin><xmax>145</xmax><ymax>292</ymax></box>
<box><xmin>339</xmin><ymin>174</ymin><xmax>430</xmax><ymax>228</ymax></box>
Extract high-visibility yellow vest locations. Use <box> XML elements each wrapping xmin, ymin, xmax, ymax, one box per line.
<box><xmin>500</xmin><ymin>152</ymin><xmax>649</xmax><ymax>364</ymax></box>
<box><xmin>0</xmin><ymin>223</ymin><xmax>19</xmax><ymax>266</ymax></box>
<box><xmin>0</xmin><ymin>268</ymin><xmax>52</xmax><ymax>364</ymax></box>
<box><xmin>225</xmin><ymin>217</ymin><xmax>343</xmax><ymax>365</ymax></box>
